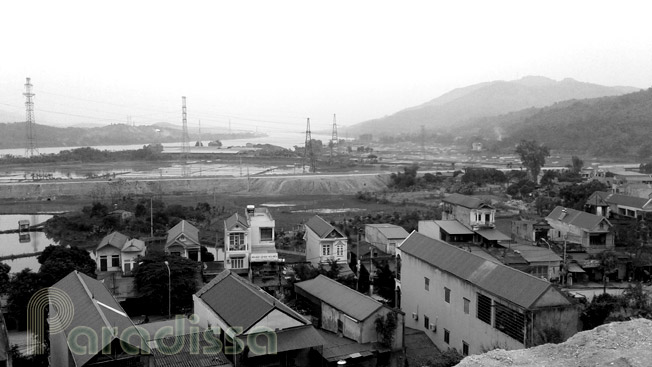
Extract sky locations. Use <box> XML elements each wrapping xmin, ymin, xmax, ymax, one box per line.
<box><xmin>1</xmin><ymin>0</ymin><xmax>651</xmax><ymax>134</ymax></box>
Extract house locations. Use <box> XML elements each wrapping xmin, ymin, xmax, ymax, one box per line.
<box><xmin>95</xmin><ymin>231</ymin><xmax>146</xmax><ymax>274</ymax></box>
<box><xmin>166</xmin><ymin>220</ymin><xmax>202</xmax><ymax>261</ymax></box>
<box><xmin>223</xmin><ymin>205</ymin><xmax>278</xmax><ymax>274</ymax></box>
<box><xmin>296</xmin><ymin>275</ymin><xmax>404</xmax><ymax>349</ymax></box>
<box><xmin>440</xmin><ymin>194</ymin><xmax>510</xmax><ymax>245</ymax></box>
<box><xmin>511</xmin><ymin>219</ymin><xmax>552</xmax><ymax>244</ymax></box>
<box><xmin>418</xmin><ymin>220</ymin><xmax>475</xmax><ymax>243</ymax></box>
<box><xmin>586</xmin><ymin>191</ymin><xmax>652</xmax><ymax>220</ymax></box>
<box><xmin>49</xmin><ymin>271</ymin><xmax>151</xmax><ymax>367</ymax></box>
<box><xmin>364</xmin><ymin>224</ymin><xmax>409</xmax><ymax>255</ymax></box>
<box><xmin>0</xmin><ymin>311</ymin><xmax>9</xmax><ymax>367</ymax></box>
<box><xmin>399</xmin><ymin>232</ymin><xmax>580</xmax><ymax>356</ymax></box>
<box><xmin>546</xmin><ymin>206</ymin><xmax>614</xmax><ymax>253</ymax></box>
<box><xmin>305</xmin><ymin>215</ymin><xmax>348</xmax><ymax>266</ymax></box>
<box><xmin>193</xmin><ymin>270</ymin><xmax>324</xmax><ymax>366</ymax></box>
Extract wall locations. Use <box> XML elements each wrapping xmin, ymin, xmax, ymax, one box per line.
<box><xmin>401</xmin><ymin>252</ymin><xmax>525</xmax><ymax>355</ymax></box>
<box><xmin>532</xmin><ymin>306</ymin><xmax>581</xmax><ymax>345</ymax></box>
<box><xmin>97</xmin><ymin>246</ymin><xmax>121</xmax><ymax>272</ymax></box>
<box><xmin>321</xmin><ymin>302</ymin><xmax>362</xmax><ymax>343</ymax></box>
<box><xmin>304</xmin><ymin>227</ymin><xmax>322</xmax><ymax>266</ymax></box>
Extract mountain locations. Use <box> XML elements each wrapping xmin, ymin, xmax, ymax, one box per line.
<box><xmin>459</xmin><ymin>87</ymin><xmax>652</xmax><ymax>158</ymax></box>
<box><xmin>346</xmin><ymin>76</ymin><xmax>639</xmax><ymax>136</ymax></box>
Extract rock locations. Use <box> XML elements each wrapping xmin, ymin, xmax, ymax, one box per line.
<box><xmin>456</xmin><ymin>319</ymin><xmax>652</xmax><ymax>367</ymax></box>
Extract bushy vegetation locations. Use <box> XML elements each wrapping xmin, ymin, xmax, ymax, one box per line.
<box><xmin>558</xmin><ymin>180</ymin><xmax>609</xmax><ymax>210</ymax></box>
<box><xmin>580</xmin><ymin>283</ymin><xmax>652</xmax><ymax>331</ymax></box>
<box><xmin>461</xmin><ymin>168</ymin><xmax>507</xmax><ymax>185</ymax></box>
<box><xmin>0</xmin><ymin>144</ymin><xmax>164</xmax><ymax>165</ymax></box>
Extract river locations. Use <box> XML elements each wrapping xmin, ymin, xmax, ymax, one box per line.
<box><xmin>0</xmin><ymin>214</ymin><xmax>59</xmax><ymax>273</ymax></box>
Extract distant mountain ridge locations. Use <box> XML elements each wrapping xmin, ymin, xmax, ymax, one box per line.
<box><xmin>346</xmin><ymin>76</ymin><xmax>639</xmax><ymax>135</ymax></box>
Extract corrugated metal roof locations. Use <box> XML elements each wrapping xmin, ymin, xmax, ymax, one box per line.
<box><xmin>197</xmin><ymin>270</ymin><xmax>308</xmax><ymax>333</ymax></box>
<box><xmin>604</xmin><ymin>193</ymin><xmax>652</xmax><ymax>210</ymax></box>
<box><xmin>400</xmin><ymin>232</ymin><xmax>564</xmax><ymax>309</ymax></box>
<box><xmin>296</xmin><ymin>275</ymin><xmax>383</xmax><ymax>321</ymax></box>
<box><xmin>547</xmin><ymin>206</ymin><xmax>611</xmax><ymax>231</ymax></box>
<box><xmin>443</xmin><ymin>194</ymin><xmax>493</xmax><ymax>209</ymax></box>
<box><xmin>305</xmin><ymin>215</ymin><xmax>344</xmax><ymax>238</ymax></box>
<box><xmin>224</xmin><ymin>213</ymin><xmax>248</xmax><ymax>230</ymax></box>
<box><xmin>317</xmin><ymin>329</ymin><xmax>378</xmax><ymax>362</ymax></box>
<box><xmin>97</xmin><ymin>231</ymin><xmax>129</xmax><ymax>251</ymax></box>
<box><xmin>508</xmin><ymin>244</ymin><xmax>562</xmax><ymax>263</ymax></box>
<box><xmin>366</xmin><ymin>224</ymin><xmax>409</xmax><ymax>239</ymax></box>
<box><xmin>435</xmin><ymin>220</ymin><xmax>474</xmax><ymax>235</ymax></box>
<box><xmin>51</xmin><ymin>271</ymin><xmax>147</xmax><ymax>366</ymax></box>
<box><xmin>122</xmin><ymin>238</ymin><xmax>145</xmax><ymax>252</ymax></box>
<box><xmin>152</xmin><ymin>333</ymin><xmax>231</xmax><ymax>367</ymax></box>
<box><xmin>238</xmin><ymin>325</ymin><xmax>324</xmax><ymax>354</ymax></box>
<box><xmin>475</xmin><ymin>228</ymin><xmax>511</xmax><ymax>241</ymax></box>
<box><xmin>167</xmin><ymin>220</ymin><xmax>200</xmax><ymax>246</ymax></box>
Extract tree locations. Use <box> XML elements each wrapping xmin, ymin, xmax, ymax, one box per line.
<box><xmin>0</xmin><ymin>263</ymin><xmax>10</xmax><ymax>294</ymax></box>
<box><xmin>7</xmin><ymin>269</ymin><xmax>44</xmax><ymax>330</ymax></box>
<box><xmin>37</xmin><ymin>245</ymin><xmax>97</xmax><ymax>287</ymax></box>
<box><xmin>515</xmin><ymin>140</ymin><xmax>550</xmax><ymax>182</ymax></box>
<box><xmin>133</xmin><ymin>252</ymin><xmax>200</xmax><ymax>315</ymax></box>
<box><xmin>570</xmin><ymin>155</ymin><xmax>584</xmax><ymax>174</ymax></box>
<box><xmin>599</xmin><ymin>251</ymin><xmax>619</xmax><ymax>294</ymax></box>
<box><xmin>200</xmin><ymin>246</ymin><xmax>215</xmax><ymax>262</ymax></box>
<box><xmin>373</xmin><ymin>262</ymin><xmax>396</xmax><ymax>306</ymax></box>
<box><xmin>374</xmin><ymin>311</ymin><xmax>398</xmax><ymax>348</ymax></box>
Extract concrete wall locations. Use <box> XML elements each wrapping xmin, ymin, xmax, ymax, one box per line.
<box><xmin>96</xmin><ymin>246</ymin><xmax>121</xmax><ymax>272</ymax></box>
<box><xmin>401</xmin><ymin>251</ymin><xmax>525</xmax><ymax>355</ymax></box>
<box><xmin>322</xmin><ymin>302</ymin><xmax>362</xmax><ymax>343</ymax></box>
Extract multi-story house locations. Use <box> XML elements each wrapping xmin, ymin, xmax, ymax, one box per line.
<box><xmin>304</xmin><ymin>215</ymin><xmax>348</xmax><ymax>266</ymax></box>
<box><xmin>364</xmin><ymin>223</ymin><xmax>409</xmax><ymax>255</ymax></box>
<box><xmin>223</xmin><ymin>205</ymin><xmax>278</xmax><ymax>275</ymax></box>
<box><xmin>441</xmin><ymin>194</ymin><xmax>510</xmax><ymax>245</ymax></box>
<box><xmin>95</xmin><ymin>231</ymin><xmax>146</xmax><ymax>274</ymax></box>
<box><xmin>399</xmin><ymin>232</ymin><xmax>580</xmax><ymax>356</ymax></box>
<box><xmin>546</xmin><ymin>206</ymin><xmax>614</xmax><ymax>253</ymax></box>
<box><xmin>165</xmin><ymin>220</ymin><xmax>202</xmax><ymax>261</ymax></box>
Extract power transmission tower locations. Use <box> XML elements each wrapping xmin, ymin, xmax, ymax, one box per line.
<box><xmin>181</xmin><ymin>96</ymin><xmax>190</xmax><ymax>177</ymax></box>
<box><xmin>24</xmin><ymin>77</ymin><xmax>39</xmax><ymax>157</ymax></box>
<box><xmin>330</xmin><ymin>114</ymin><xmax>338</xmax><ymax>164</ymax></box>
<box><xmin>303</xmin><ymin>118</ymin><xmax>316</xmax><ymax>173</ymax></box>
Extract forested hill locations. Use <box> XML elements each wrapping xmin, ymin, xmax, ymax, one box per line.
<box><xmin>0</xmin><ymin>122</ymin><xmax>259</xmax><ymax>150</ymax></box>
<box><xmin>463</xmin><ymin>87</ymin><xmax>652</xmax><ymax>158</ymax></box>
<box><xmin>344</xmin><ymin>76</ymin><xmax>638</xmax><ymax>136</ymax></box>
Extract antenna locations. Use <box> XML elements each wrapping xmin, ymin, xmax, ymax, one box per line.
<box><xmin>24</xmin><ymin>77</ymin><xmax>39</xmax><ymax>157</ymax></box>
<box><xmin>330</xmin><ymin>114</ymin><xmax>338</xmax><ymax>164</ymax></box>
<box><xmin>181</xmin><ymin>96</ymin><xmax>190</xmax><ymax>177</ymax></box>
<box><xmin>303</xmin><ymin>118</ymin><xmax>316</xmax><ymax>173</ymax></box>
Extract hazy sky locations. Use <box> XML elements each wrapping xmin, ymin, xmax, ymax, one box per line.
<box><xmin>1</xmin><ymin>0</ymin><xmax>651</xmax><ymax>133</ymax></box>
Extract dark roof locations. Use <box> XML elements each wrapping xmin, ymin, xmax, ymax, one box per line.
<box><xmin>51</xmin><ymin>271</ymin><xmax>147</xmax><ymax>366</ymax></box>
<box><xmin>224</xmin><ymin>213</ymin><xmax>249</xmax><ymax>230</ymax></box>
<box><xmin>399</xmin><ymin>232</ymin><xmax>567</xmax><ymax>309</ymax></box>
<box><xmin>547</xmin><ymin>206</ymin><xmax>611</xmax><ymax>231</ymax></box>
<box><xmin>433</xmin><ymin>220</ymin><xmax>474</xmax><ymax>235</ymax></box>
<box><xmin>442</xmin><ymin>194</ymin><xmax>493</xmax><ymax>209</ymax></box>
<box><xmin>97</xmin><ymin>231</ymin><xmax>129</xmax><ymax>251</ymax></box>
<box><xmin>296</xmin><ymin>275</ymin><xmax>383</xmax><ymax>321</ymax></box>
<box><xmin>604</xmin><ymin>193</ymin><xmax>652</xmax><ymax>210</ymax></box>
<box><xmin>475</xmin><ymin>228</ymin><xmax>511</xmax><ymax>241</ymax></box>
<box><xmin>151</xmin><ymin>333</ymin><xmax>231</xmax><ymax>367</ymax></box>
<box><xmin>238</xmin><ymin>325</ymin><xmax>324</xmax><ymax>354</ymax></box>
<box><xmin>366</xmin><ymin>224</ymin><xmax>409</xmax><ymax>239</ymax></box>
<box><xmin>586</xmin><ymin>191</ymin><xmax>611</xmax><ymax>206</ymax></box>
<box><xmin>317</xmin><ymin>330</ymin><xmax>378</xmax><ymax>362</ymax></box>
<box><xmin>196</xmin><ymin>270</ymin><xmax>307</xmax><ymax>333</ymax></box>
<box><xmin>167</xmin><ymin>220</ymin><xmax>200</xmax><ymax>246</ymax></box>
<box><xmin>305</xmin><ymin>215</ymin><xmax>344</xmax><ymax>238</ymax></box>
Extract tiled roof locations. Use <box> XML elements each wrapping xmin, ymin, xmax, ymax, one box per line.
<box><xmin>366</xmin><ymin>224</ymin><xmax>409</xmax><ymax>239</ymax></box>
<box><xmin>51</xmin><ymin>271</ymin><xmax>147</xmax><ymax>366</ymax></box>
<box><xmin>151</xmin><ymin>333</ymin><xmax>231</xmax><ymax>367</ymax></box>
<box><xmin>399</xmin><ymin>232</ymin><xmax>567</xmax><ymax>309</ymax></box>
<box><xmin>508</xmin><ymin>244</ymin><xmax>563</xmax><ymax>263</ymax></box>
<box><xmin>296</xmin><ymin>275</ymin><xmax>383</xmax><ymax>321</ymax></box>
<box><xmin>97</xmin><ymin>231</ymin><xmax>129</xmax><ymax>251</ymax></box>
<box><xmin>442</xmin><ymin>194</ymin><xmax>493</xmax><ymax>209</ymax></box>
<box><xmin>238</xmin><ymin>325</ymin><xmax>324</xmax><ymax>354</ymax></box>
<box><xmin>224</xmin><ymin>213</ymin><xmax>248</xmax><ymax>230</ymax></box>
<box><xmin>196</xmin><ymin>270</ymin><xmax>307</xmax><ymax>333</ymax></box>
<box><xmin>305</xmin><ymin>215</ymin><xmax>344</xmax><ymax>238</ymax></box>
<box><xmin>475</xmin><ymin>228</ymin><xmax>511</xmax><ymax>241</ymax></box>
<box><xmin>433</xmin><ymin>220</ymin><xmax>474</xmax><ymax>235</ymax></box>
<box><xmin>604</xmin><ymin>193</ymin><xmax>652</xmax><ymax>210</ymax></box>
<box><xmin>167</xmin><ymin>220</ymin><xmax>200</xmax><ymax>246</ymax></box>
<box><xmin>122</xmin><ymin>238</ymin><xmax>145</xmax><ymax>252</ymax></box>
<box><xmin>547</xmin><ymin>206</ymin><xmax>611</xmax><ymax>231</ymax></box>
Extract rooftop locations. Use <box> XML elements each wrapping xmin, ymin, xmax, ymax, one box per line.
<box><xmin>547</xmin><ymin>206</ymin><xmax>611</xmax><ymax>231</ymax></box>
<box><xmin>366</xmin><ymin>223</ymin><xmax>409</xmax><ymax>239</ymax></box>
<box><xmin>97</xmin><ymin>231</ymin><xmax>129</xmax><ymax>251</ymax></box>
<box><xmin>443</xmin><ymin>193</ymin><xmax>493</xmax><ymax>209</ymax></box>
<box><xmin>167</xmin><ymin>220</ymin><xmax>200</xmax><ymax>245</ymax></box>
<box><xmin>305</xmin><ymin>215</ymin><xmax>345</xmax><ymax>238</ymax></box>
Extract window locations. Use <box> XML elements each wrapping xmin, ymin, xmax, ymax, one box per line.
<box><xmin>100</xmin><ymin>256</ymin><xmax>107</xmax><ymax>271</ymax></box>
<box><xmin>424</xmin><ymin>277</ymin><xmax>430</xmax><ymax>291</ymax></box>
<box><xmin>477</xmin><ymin>293</ymin><xmax>492</xmax><ymax>325</ymax></box>
<box><xmin>231</xmin><ymin>257</ymin><xmax>244</xmax><ymax>269</ymax></box>
<box><xmin>260</xmin><ymin>228</ymin><xmax>273</xmax><ymax>241</ymax></box>
<box><xmin>337</xmin><ymin>319</ymin><xmax>343</xmax><ymax>333</ymax></box>
<box><xmin>229</xmin><ymin>233</ymin><xmax>246</xmax><ymax>251</ymax></box>
<box><xmin>423</xmin><ymin>315</ymin><xmax>429</xmax><ymax>330</ymax></box>
<box><xmin>111</xmin><ymin>255</ymin><xmax>120</xmax><ymax>267</ymax></box>
<box><xmin>322</xmin><ymin>244</ymin><xmax>331</xmax><ymax>256</ymax></box>
<box><xmin>444</xmin><ymin>287</ymin><xmax>451</xmax><ymax>303</ymax></box>
<box><xmin>494</xmin><ymin>302</ymin><xmax>525</xmax><ymax>343</ymax></box>
<box><xmin>444</xmin><ymin>329</ymin><xmax>450</xmax><ymax>344</ymax></box>
<box><xmin>462</xmin><ymin>341</ymin><xmax>469</xmax><ymax>356</ymax></box>
<box><xmin>463</xmin><ymin>298</ymin><xmax>470</xmax><ymax>314</ymax></box>
<box><xmin>336</xmin><ymin>244</ymin><xmax>344</xmax><ymax>257</ymax></box>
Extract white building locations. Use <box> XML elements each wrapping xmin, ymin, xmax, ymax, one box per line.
<box><xmin>364</xmin><ymin>223</ymin><xmax>409</xmax><ymax>255</ymax></box>
<box><xmin>223</xmin><ymin>205</ymin><xmax>278</xmax><ymax>273</ymax></box>
<box><xmin>165</xmin><ymin>220</ymin><xmax>202</xmax><ymax>261</ymax></box>
<box><xmin>304</xmin><ymin>215</ymin><xmax>348</xmax><ymax>266</ymax></box>
<box><xmin>95</xmin><ymin>231</ymin><xmax>145</xmax><ymax>275</ymax></box>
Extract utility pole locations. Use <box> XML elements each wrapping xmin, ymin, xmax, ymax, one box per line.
<box><xmin>181</xmin><ymin>96</ymin><xmax>190</xmax><ymax>177</ymax></box>
<box><xmin>24</xmin><ymin>77</ymin><xmax>39</xmax><ymax>157</ymax></box>
<box><xmin>330</xmin><ymin>114</ymin><xmax>338</xmax><ymax>164</ymax></box>
<box><xmin>302</xmin><ymin>118</ymin><xmax>316</xmax><ymax>173</ymax></box>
